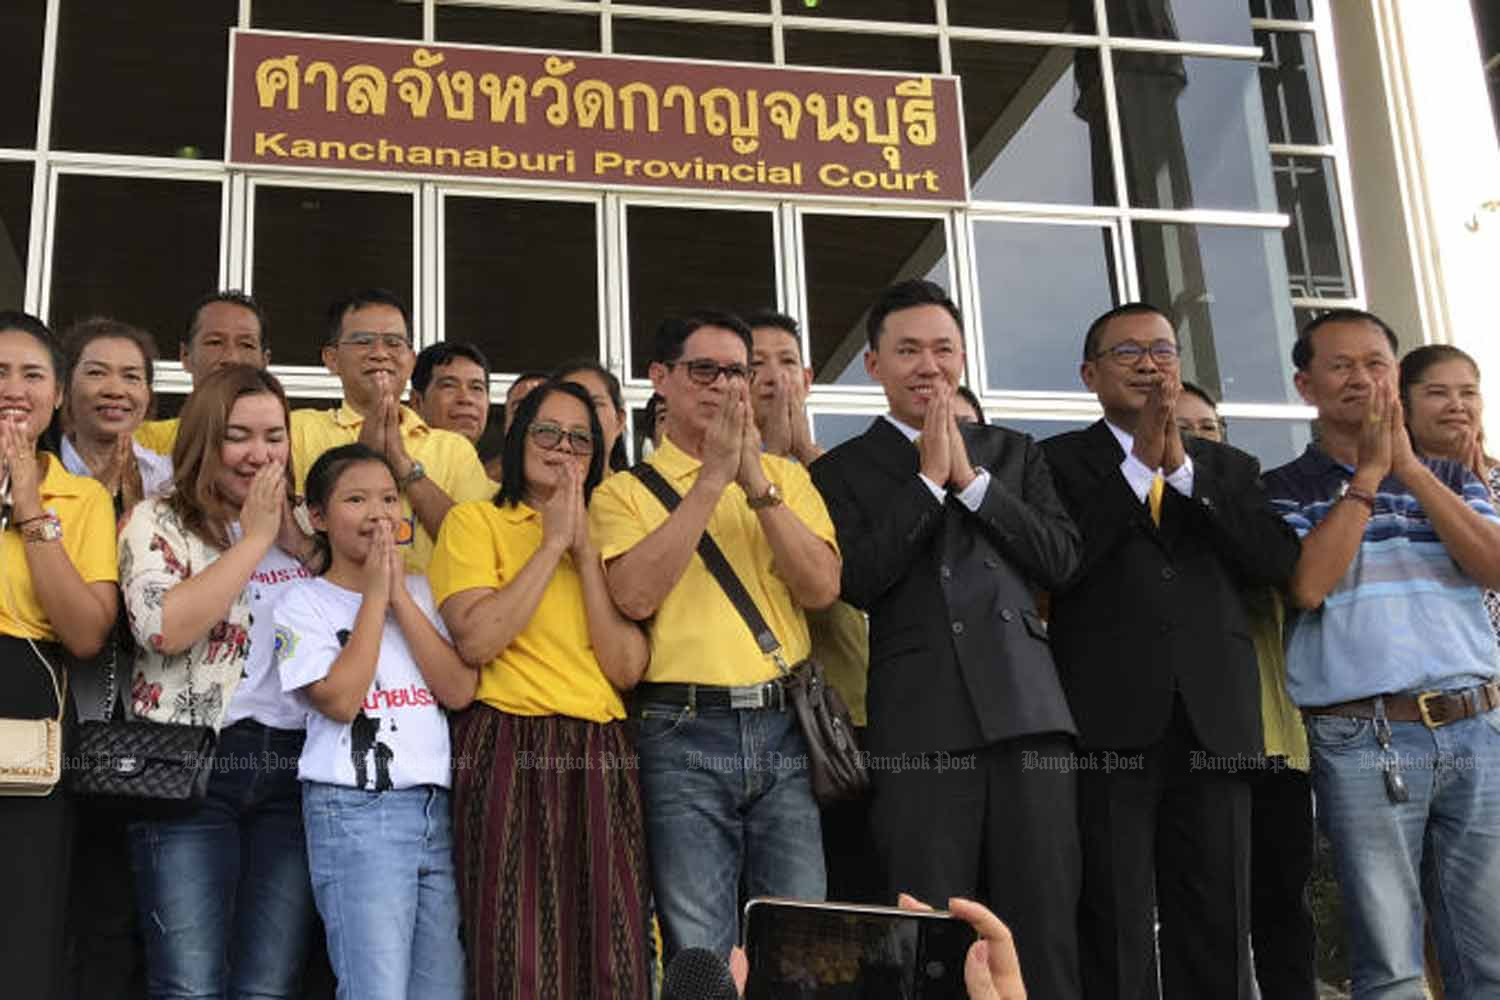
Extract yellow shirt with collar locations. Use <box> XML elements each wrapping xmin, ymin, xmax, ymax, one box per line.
<box><xmin>428</xmin><ymin>500</ymin><xmax>626</xmax><ymax>723</ymax></box>
<box><xmin>134</xmin><ymin>418</ymin><xmax>179</xmax><ymax>457</ymax></box>
<box><xmin>290</xmin><ymin>402</ymin><xmax>496</xmax><ymax>572</ymax></box>
<box><xmin>0</xmin><ymin>454</ymin><xmax>118</xmax><ymax>641</ymax></box>
<box><xmin>588</xmin><ymin>436</ymin><xmax>839</xmax><ymax>686</ymax></box>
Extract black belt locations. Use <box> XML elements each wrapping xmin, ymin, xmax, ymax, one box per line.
<box><xmin>633</xmin><ymin>679</ymin><xmax>787</xmax><ymax>713</ymax></box>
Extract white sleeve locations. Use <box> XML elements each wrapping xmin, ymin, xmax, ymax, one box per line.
<box><xmin>273</xmin><ymin>588</ymin><xmax>343</xmax><ymax>692</ymax></box>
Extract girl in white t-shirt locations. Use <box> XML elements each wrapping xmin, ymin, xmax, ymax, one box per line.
<box><xmin>273</xmin><ymin>443</ymin><xmax>476</xmax><ymax>1000</ymax></box>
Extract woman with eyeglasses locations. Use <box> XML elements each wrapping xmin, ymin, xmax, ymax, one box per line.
<box><xmin>0</xmin><ymin>311</ymin><xmax>119</xmax><ymax>1000</ymax></box>
<box><xmin>429</xmin><ymin>378</ymin><xmax>651</xmax><ymax>999</ymax></box>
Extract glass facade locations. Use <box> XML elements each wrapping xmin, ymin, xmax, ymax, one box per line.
<box><xmin>1</xmin><ymin>0</ymin><xmax>1361</xmax><ymax>468</ymax></box>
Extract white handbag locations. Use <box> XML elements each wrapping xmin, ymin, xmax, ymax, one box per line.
<box><xmin>0</xmin><ymin>640</ymin><xmax>67</xmax><ymax>796</ymax></box>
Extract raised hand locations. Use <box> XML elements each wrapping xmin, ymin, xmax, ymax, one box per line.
<box><xmin>540</xmin><ymin>461</ymin><xmax>577</xmax><ymax>555</ymax></box>
<box><xmin>700</xmin><ymin>383</ymin><xmax>743</xmax><ymax>490</ymax></box>
<box><xmin>358</xmin><ymin>392</ymin><xmax>388</xmax><ymax>457</ymax></box>
<box><xmin>786</xmin><ymin>370</ymin><xmax>821</xmax><ymax>464</ymax></box>
<box><xmin>0</xmin><ymin>417</ymin><xmax>43</xmax><ymax>519</ymax></box>
<box><xmin>240</xmin><ymin>461</ymin><xmax>287</xmax><ymax>544</ymax></box>
<box><xmin>947</xmin><ymin>393</ymin><xmax>976</xmax><ymax>489</ymax></box>
<box><xmin>385</xmin><ymin>518</ymin><xmax>411</xmax><ymax>608</ymax></box>
<box><xmin>918</xmin><ymin>384</ymin><xmax>952</xmax><ymax>487</ymax></box>
<box><xmin>758</xmin><ymin>368</ymin><xmax>793</xmax><ymax>457</ymax></box>
<box><xmin>1469</xmin><ymin>428</ymin><xmax>1492</xmax><ymax>488</ymax></box>
<box><xmin>567</xmin><ymin>463</ymin><xmax>593</xmax><ymax>558</ymax></box>
<box><xmin>1157</xmin><ymin>375</ymin><xmax>1186</xmax><ymax>474</ymax></box>
<box><xmin>1354</xmin><ymin>380</ymin><xmax>1394</xmax><ymax>485</ymax></box>
<box><xmin>383</xmin><ymin>389</ymin><xmax>413</xmax><ymax>475</ymax></box>
<box><xmin>361</xmin><ymin>519</ymin><xmax>394</xmax><ymax>605</ymax></box>
<box><xmin>1131</xmin><ymin>374</ymin><xmax>1172</xmax><ymax>470</ymax></box>
<box><xmin>736</xmin><ymin>383</ymin><xmax>770</xmax><ymax>495</ymax></box>
<box><xmin>1389</xmin><ymin>389</ymin><xmax>1422</xmax><ymax>482</ymax></box>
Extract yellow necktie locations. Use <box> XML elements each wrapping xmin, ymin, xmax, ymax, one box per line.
<box><xmin>1148</xmin><ymin>473</ymin><xmax>1165</xmax><ymax>526</ymax></box>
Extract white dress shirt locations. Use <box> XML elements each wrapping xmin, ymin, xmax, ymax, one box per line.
<box><xmin>883</xmin><ymin>414</ymin><xmax>992</xmax><ymax>511</ymax></box>
<box><xmin>1104</xmin><ymin>419</ymin><xmax>1194</xmax><ymax>504</ymax></box>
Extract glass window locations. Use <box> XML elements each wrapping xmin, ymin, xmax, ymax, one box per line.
<box><xmin>1220</xmin><ymin>417</ymin><xmax>1311</xmax><ymax>470</ymax></box>
<box><xmin>1256</xmin><ymin>29</ymin><xmax>1328</xmax><ymax>145</ymax></box>
<box><xmin>947</xmin><ymin>0</ymin><xmax>1094</xmax><ymax>33</ymax></box>
<box><xmin>1113</xmin><ymin>53</ymin><xmax>1277</xmax><ymax>212</ymax></box>
<box><xmin>0</xmin><ymin>1</ymin><xmax>45</xmax><ymax>150</ymax></box>
<box><xmin>1249</xmin><ymin>0</ymin><xmax>1314</xmax><ymax>21</ymax></box>
<box><xmin>613</xmin><ymin>19</ymin><xmax>772</xmax><ymax>63</ymax></box>
<box><xmin>444</xmin><ymin>196</ymin><xmax>600</xmax><ymax>374</ymax></box>
<box><xmin>52</xmin><ymin>0</ymin><xmax>236</xmax><ymax>158</ymax></box>
<box><xmin>0</xmin><ymin>162</ymin><xmax>33</xmax><ymax>311</ymax></box>
<box><xmin>993</xmin><ymin>416</ymin><xmax>1091</xmax><ymax>441</ymax></box>
<box><xmin>953</xmin><ymin>42</ymin><xmax>1114</xmax><ymax>205</ymax></box>
<box><xmin>1105</xmin><ymin>0</ymin><xmax>1254</xmax><ymax>46</ymax></box>
<box><xmin>802</xmin><ymin>213</ymin><xmax>950</xmax><ymax>387</ymax></box>
<box><xmin>972</xmin><ymin>220</ymin><xmax>1117</xmax><ymax>393</ymax></box>
<box><xmin>812</xmin><ymin>412</ymin><xmax>878</xmax><ymax>452</ymax></box>
<box><xmin>1133</xmin><ymin>221</ymin><xmax>1299</xmax><ymax>403</ymax></box>
<box><xmin>252</xmin><ymin>0</ymin><xmax>421</xmax><ymax>38</ymax></box>
<box><xmin>626</xmin><ymin>205</ymin><xmax>776</xmax><ymax>378</ymax></box>
<box><xmin>793</xmin><ymin>0</ymin><xmax>935</xmax><ymax>25</ymax></box>
<box><xmin>251</xmin><ymin>185</ymin><xmax>415</xmax><ymax>367</ymax></box>
<box><xmin>626</xmin><ymin>0</ymin><xmax>766</xmax><ymax>12</ymax></box>
<box><xmin>784</xmin><ymin>30</ymin><xmax>941</xmax><ymax>73</ymax></box>
<box><xmin>49</xmin><ymin>175</ymin><xmax>222</xmax><ymax>358</ymax></box>
<box><xmin>1274</xmin><ymin>154</ymin><xmax>1352</xmax><ymax>299</ymax></box>
<box><xmin>436</xmin><ymin>7</ymin><xmax>602</xmax><ymax>52</ymax></box>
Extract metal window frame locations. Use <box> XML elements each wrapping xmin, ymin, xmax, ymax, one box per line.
<box><xmin>6</xmin><ymin>0</ymin><xmax>1361</xmax><ymax>434</ymax></box>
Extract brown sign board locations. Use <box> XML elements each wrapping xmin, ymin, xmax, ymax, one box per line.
<box><xmin>227</xmin><ymin>29</ymin><xmax>968</xmax><ymax>204</ymax></box>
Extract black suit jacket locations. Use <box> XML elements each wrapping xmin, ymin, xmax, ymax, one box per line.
<box><xmin>811</xmin><ymin>418</ymin><xmax>1081</xmax><ymax>757</ymax></box>
<box><xmin>1041</xmin><ymin>421</ymin><xmax>1300</xmax><ymax>758</ymax></box>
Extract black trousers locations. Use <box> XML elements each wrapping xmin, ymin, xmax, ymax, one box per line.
<box><xmin>871</xmin><ymin>731</ymin><xmax>1083</xmax><ymax>1000</ymax></box>
<box><xmin>821</xmin><ymin>726</ymin><xmax>883</xmax><ymax>905</ymax></box>
<box><xmin>1076</xmin><ymin>698</ymin><xmax>1252</xmax><ymax>1000</ymax></box>
<box><xmin>1250</xmin><ymin>762</ymin><xmax>1317</xmax><ymax>1000</ymax></box>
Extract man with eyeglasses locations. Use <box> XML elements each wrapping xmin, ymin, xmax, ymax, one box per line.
<box><xmin>590</xmin><ymin>310</ymin><xmax>842</xmax><ymax>962</ymax></box>
<box><xmin>811</xmin><ymin>279</ymin><xmax>1083</xmax><ymax>1000</ymax></box>
<box><xmin>290</xmin><ymin>288</ymin><xmax>495</xmax><ymax>572</ymax></box>
<box><xmin>1040</xmin><ymin>303</ymin><xmax>1299</xmax><ymax>1000</ymax></box>
<box><xmin>1263</xmin><ymin>310</ymin><xmax>1500</xmax><ymax>999</ymax></box>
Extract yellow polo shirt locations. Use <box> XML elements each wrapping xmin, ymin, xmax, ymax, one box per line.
<box><xmin>589</xmin><ymin>437</ymin><xmax>839</xmax><ymax>686</ymax></box>
<box><xmin>290</xmin><ymin>403</ymin><xmax>495</xmax><ymax>572</ymax></box>
<box><xmin>429</xmin><ymin>500</ymin><xmax>626</xmax><ymax>723</ymax></box>
<box><xmin>134</xmin><ymin>418</ymin><xmax>179</xmax><ymax>457</ymax></box>
<box><xmin>0</xmin><ymin>455</ymin><xmax>118</xmax><ymax>641</ymax></box>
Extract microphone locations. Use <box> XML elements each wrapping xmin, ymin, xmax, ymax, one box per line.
<box><xmin>661</xmin><ymin>947</ymin><xmax>739</xmax><ymax>1000</ymax></box>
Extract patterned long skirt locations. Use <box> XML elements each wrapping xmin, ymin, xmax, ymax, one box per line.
<box><xmin>451</xmin><ymin>704</ymin><xmax>650</xmax><ymax>1000</ymax></box>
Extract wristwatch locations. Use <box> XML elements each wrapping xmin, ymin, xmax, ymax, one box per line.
<box><xmin>398</xmin><ymin>461</ymin><xmax>427</xmax><ymax>490</ymax></box>
<box><xmin>19</xmin><ymin>512</ymin><xmax>62</xmax><ymax>544</ymax></box>
<box><xmin>1337</xmin><ymin>480</ymin><xmax>1376</xmax><ymax>513</ymax></box>
<box><xmin>747</xmin><ymin>482</ymin><xmax>783</xmax><ymax>510</ymax></box>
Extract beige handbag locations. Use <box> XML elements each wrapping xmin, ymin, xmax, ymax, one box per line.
<box><xmin>0</xmin><ymin>639</ymin><xmax>67</xmax><ymax>796</ymax></box>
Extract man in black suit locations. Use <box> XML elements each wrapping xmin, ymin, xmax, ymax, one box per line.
<box><xmin>1041</xmin><ymin>303</ymin><xmax>1300</xmax><ymax>1000</ymax></box>
<box><xmin>811</xmin><ymin>280</ymin><xmax>1084</xmax><ymax>1000</ymax></box>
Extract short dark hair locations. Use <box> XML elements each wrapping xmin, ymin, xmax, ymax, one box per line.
<box><xmin>1292</xmin><ymin>308</ymin><xmax>1399</xmax><ymax>371</ymax></box>
<box><xmin>411</xmin><ymin>341</ymin><xmax>491</xmax><ymax>395</ymax></box>
<box><xmin>553</xmin><ymin>358</ymin><xmax>629</xmax><ymax>472</ymax></box>
<box><xmin>651</xmin><ymin>310</ymin><xmax>753</xmax><ymax>366</ymax></box>
<box><xmin>0</xmin><ymin>310</ymin><xmax>63</xmax><ymax>453</ymax></box>
<box><xmin>866</xmin><ymin>280</ymin><xmax>962</xmax><ymax>351</ymax></box>
<box><xmin>746</xmin><ymin>309</ymin><xmax>802</xmax><ymax>339</ymax></box>
<box><xmin>185</xmin><ymin>290</ymin><xmax>269</xmax><ymax>351</ymax></box>
<box><xmin>1399</xmin><ymin>344</ymin><xmax>1479</xmax><ymax>411</ymax></box>
<box><xmin>1179</xmin><ymin>380</ymin><xmax>1219</xmax><ymax>412</ymax></box>
<box><xmin>954</xmin><ymin>385</ymin><xmax>986</xmax><ymax>425</ymax></box>
<box><xmin>1082</xmin><ymin>303</ymin><xmax>1173</xmax><ymax>361</ymax></box>
<box><xmin>325</xmin><ymin>288</ymin><xmax>412</xmax><ymax>346</ymax></box>
<box><xmin>496</xmin><ymin>379</ymin><xmax>605</xmax><ymax>509</ymax></box>
<box><xmin>303</xmin><ymin>443</ymin><xmax>397</xmax><ymax>575</ymax></box>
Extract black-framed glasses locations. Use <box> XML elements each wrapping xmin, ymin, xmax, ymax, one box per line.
<box><xmin>1094</xmin><ymin>340</ymin><xmax>1180</xmax><ymax>366</ymax></box>
<box><xmin>528</xmin><ymin>420</ymin><xmax>593</xmax><ymax>454</ymax></box>
<box><xmin>668</xmin><ymin>358</ymin><xmax>752</xmax><ymax>386</ymax></box>
<box><xmin>338</xmin><ymin>332</ymin><xmax>411</xmax><ymax>351</ymax></box>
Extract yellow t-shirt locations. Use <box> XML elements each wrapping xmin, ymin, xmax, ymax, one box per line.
<box><xmin>134</xmin><ymin>418</ymin><xmax>179</xmax><ymax>458</ymax></box>
<box><xmin>588</xmin><ymin>437</ymin><xmax>839</xmax><ymax>686</ymax></box>
<box><xmin>428</xmin><ymin>500</ymin><xmax>626</xmax><ymax>723</ymax></box>
<box><xmin>1249</xmin><ymin>588</ymin><xmax>1309</xmax><ymax>771</ymax></box>
<box><xmin>0</xmin><ymin>455</ymin><xmax>119</xmax><ymax>640</ymax></box>
<box><xmin>290</xmin><ymin>403</ymin><xmax>496</xmax><ymax>572</ymax></box>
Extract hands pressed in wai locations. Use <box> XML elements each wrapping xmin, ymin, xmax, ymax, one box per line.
<box><xmin>918</xmin><ymin>383</ymin><xmax>977</xmax><ymax>492</ymax></box>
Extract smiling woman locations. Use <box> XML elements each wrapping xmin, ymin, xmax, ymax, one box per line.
<box><xmin>59</xmin><ymin>317</ymin><xmax>171</xmax><ymax>513</ymax></box>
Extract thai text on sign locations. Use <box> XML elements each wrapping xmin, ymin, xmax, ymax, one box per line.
<box><xmin>228</xmin><ymin>29</ymin><xmax>969</xmax><ymax>203</ymax></box>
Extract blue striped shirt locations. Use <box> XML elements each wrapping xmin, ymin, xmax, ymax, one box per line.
<box><xmin>1262</xmin><ymin>446</ymin><xmax>1500</xmax><ymax>706</ymax></box>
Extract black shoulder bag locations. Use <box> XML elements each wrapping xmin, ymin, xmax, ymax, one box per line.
<box><xmin>629</xmin><ymin>464</ymin><xmax>869</xmax><ymax>805</ymax></box>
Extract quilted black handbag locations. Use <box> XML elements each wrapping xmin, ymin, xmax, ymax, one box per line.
<box><xmin>68</xmin><ymin>641</ymin><xmax>217</xmax><ymax>804</ymax></box>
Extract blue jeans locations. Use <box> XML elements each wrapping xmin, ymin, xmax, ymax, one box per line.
<box><xmin>302</xmin><ymin>783</ymin><xmax>464</xmax><ymax>1000</ymax></box>
<box><xmin>635</xmin><ymin>700</ymin><xmax>826</xmax><ymax>958</ymax></box>
<box><xmin>1308</xmin><ymin>708</ymin><xmax>1500</xmax><ymax>999</ymax></box>
<box><xmin>128</xmin><ymin>720</ymin><xmax>315</xmax><ymax>1000</ymax></box>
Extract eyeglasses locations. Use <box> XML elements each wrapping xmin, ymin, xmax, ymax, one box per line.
<box><xmin>668</xmin><ymin>359</ymin><xmax>752</xmax><ymax>386</ymax></box>
<box><xmin>528</xmin><ymin>420</ymin><xmax>593</xmax><ymax>454</ymax></box>
<box><xmin>1094</xmin><ymin>340</ymin><xmax>1180</xmax><ymax>366</ymax></box>
<box><xmin>338</xmin><ymin>332</ymin><xmax>411</xmax><ymax>352</ymax></box>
